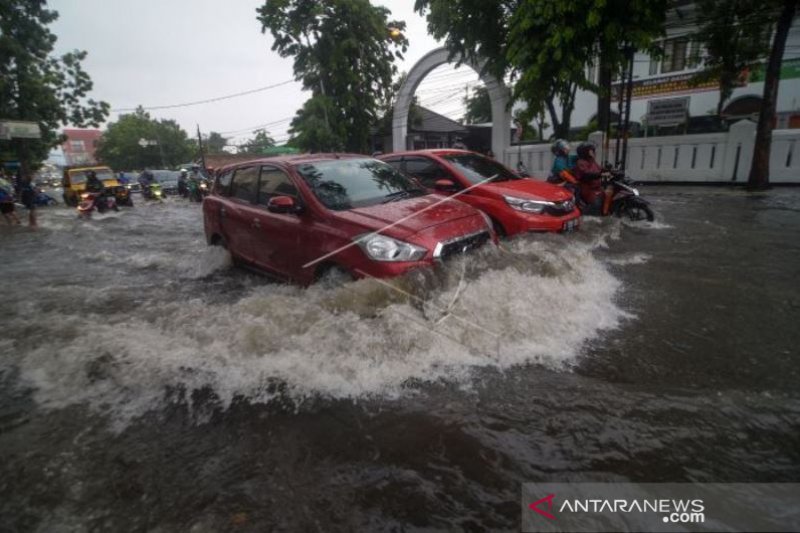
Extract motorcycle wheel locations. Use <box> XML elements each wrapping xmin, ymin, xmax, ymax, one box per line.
<box><xmin>620</xmin><ymin>200</ymin><xmax>654</xmax><ymax>222</ymax></box>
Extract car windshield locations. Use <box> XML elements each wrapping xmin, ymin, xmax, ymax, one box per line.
<box><xmin>441</xmin><ymin>154</ymin><xmax>519</xmax><ymax>184</ymax></box>
<box><xmin>153</xmin><ymin>171</ymin><xmax>178</xmax><ymax>183</ymax></box>
<box><xmin>296</xmin><ymin>158</ymin><xmax>425</xmax><ymax>211</ymax></box>
<box><xmin>69</xmin><ymin>169</ymin><xmax>115</xmax><ymax>184</ymax></box>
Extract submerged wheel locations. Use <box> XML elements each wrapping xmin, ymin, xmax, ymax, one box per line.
<box><xmin>621</xmin><ymin>202</ymin><xmax>654</xmax><ymax>222</ymax></box>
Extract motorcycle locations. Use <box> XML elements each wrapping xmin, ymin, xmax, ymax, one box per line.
<box><xmin>141</xmin><ymin>182</ymin><xmax>164</xmax><ymax>202</ymax></box>
<box><xmin>576</xmin><ymin>168</ymin><xmax>654</xmax><ymax>222</ymax></box>
<box><xmin>34</xmin><ymin>187</ymin><xmax>58</xmax><ymax>206</ymax></box>
<box><xmin>188</xmin><ymin>178</ymin><xmax>209</xmax><ymax>203</ymax></box>
<box><xmin>77</xmin><ymin>190</ymin><xmax>119</xmax><ymax>219</ymax></box>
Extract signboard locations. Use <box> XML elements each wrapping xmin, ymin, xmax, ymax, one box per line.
<box><xmin>646</xmin><ymin>97</ymin><xmax>690</xmax><ymax>126</ymax></box>
<box><xmin>0</xmin><ymin>120</ymin><xmax>41</xmax><ymax>140</ymax></box>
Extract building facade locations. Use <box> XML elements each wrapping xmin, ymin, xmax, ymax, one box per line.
<box><xmin>61</xmin><ymin>129</ymin><xmax>102</xmax><ymax>166</ymax></box>
<box><xmin>567</xmin><ymin>3</ymin><xmax>800</xmax><ymax>135</ymax></box>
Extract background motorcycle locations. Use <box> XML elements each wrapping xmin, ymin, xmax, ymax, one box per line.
<box><xmin>141</xmin><ymin>182</ymin><xmax>164</xmax><ymax>202</ymax></box>
<box><xmin>577</xmin><ymin>169</ymin><xmax>654</xmax><ymax>222</ymax></box>
<box><xmin>77</xmin><ymin>190</ymin><xmax>118</xmax><ymax>219</ymax></box>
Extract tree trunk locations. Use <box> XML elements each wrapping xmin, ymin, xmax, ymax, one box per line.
<box><xmin>545</xmin><ymin>98</ymin><xmax>562</xmax><ymax>140</ymax></box>
<box><xmin>597</xmin><ymin>46</ymin><xmax>613</xmax><ymax>133</ymax></box>
<box><xmin>748</xmin><ymin>0</ymin><xmax>796</xmax><ymax>190</ymax></box>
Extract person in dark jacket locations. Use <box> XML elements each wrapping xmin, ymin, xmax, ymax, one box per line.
<box><xmin>19</xmin><ymin>175</ymin><xmax>37</xmax><ymax>227</ymax></box>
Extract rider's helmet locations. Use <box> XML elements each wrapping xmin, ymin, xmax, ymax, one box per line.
<box><xmin>551</xmin><ymin>139</ymin><xmax>570</xmax><ymax>156</ymax></box>
<box><xmin>576</xmin><ymin>141</ymin><xmax>596</xmax><ymax>160</ymax></box>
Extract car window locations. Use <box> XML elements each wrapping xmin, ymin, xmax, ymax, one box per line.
<box><xmin>441</xmin><ymin>153</ymin><xmax>519</xmax><ymax>184</ymax></box>
<box><xmin>296</xmin><ymin>158</ymin><xmax>424</xmax><ymax>211</ymax></box>
<box><xmin>382</xmin><ymin>158</ymin><xmax>403</xmax><ymax>172</ymax></box>
<box><xmin>258</xmin><ymin>167</ymin><xmax>298</xmax><ymax>205</ymax></box>
<box><xmin>404</xmin><ymin>157</ymin><xmax>451</xmax><ymax>189</ymax></box>
<box><xmin>230</xmin><ymin>166</ymin><xmax>259</xmax><ymax>203</ymax></box>
<box><xmin>217</xmin><ymin>170</ymin><xmax>233</xmax><ymax>196</ymax></box>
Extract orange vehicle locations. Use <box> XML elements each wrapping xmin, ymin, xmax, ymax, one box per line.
<box><xmin>62</xmin><ymin>166</ymin><xmax>132</xmax><ymax>207</ymax></box>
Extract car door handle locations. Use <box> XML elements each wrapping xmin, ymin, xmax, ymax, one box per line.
<box><xmin>251</xmin><ymin>218</ymin><xmax>261</xmax><ymax>229</ymax></box>
<box><xmin>220</xmin><ymin>207</ymin><xmax>226</xmax><ymax>218</ymax></box>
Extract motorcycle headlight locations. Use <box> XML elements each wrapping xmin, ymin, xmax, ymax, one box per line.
<box><xmin>504</xmin><ymin>195</ymin><xmax>554</xmax><ymax>214</ymax></box>
<box><xmin>355</xmin><ymin>233</ymin><xmax>427</xmax><ymax>262</ymax></box>
<box><xmin>80</xmin><ymin>193</ymin><xmax>90</xmax><ymax>199</ymax></box>
<box><xmin>200</xmin><ymin>182</ymin><xmax>208</xmax><ymax>189</ymax></box>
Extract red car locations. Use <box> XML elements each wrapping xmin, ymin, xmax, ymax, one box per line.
<box><xmin>379</xmin><ymin>150</ymin><xmax>581</xmax><ymax>236</ymax></box>
<box><xmin>203</xmin><ymin>154</ymin><xmax>494</xmax><ymax>284</ymax></box>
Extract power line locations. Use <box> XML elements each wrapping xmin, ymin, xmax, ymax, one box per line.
<box><xmin>112</xmin><ymin>79</ymin><xmax>297</xmax><ymax>112</ymax></box>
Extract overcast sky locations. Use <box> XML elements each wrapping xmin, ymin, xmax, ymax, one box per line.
<box><xmin>49</xmin><ymin>0</ymin><xmax>482</xmax><ymax>146</ymax></box>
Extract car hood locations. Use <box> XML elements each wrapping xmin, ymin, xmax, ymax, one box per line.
<box><xmin>335</xmin><ymin>194</ymin><xmax>480</xmax><ymax>239</ymax></box>
<box><xmin>476</xmin><ymin>178</ymin><xmax>573</xmax><ymax>202</ymax></box>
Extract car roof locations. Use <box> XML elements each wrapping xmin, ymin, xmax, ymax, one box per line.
<box><xmin>380</xmin><ymin>149</ymin><xmax>475</xmax><ymax>158</ymax></box>
<box><xmin>217</xmin><ymin>153</ymin><xmax>369</xmax><ymax>173</ymax></box>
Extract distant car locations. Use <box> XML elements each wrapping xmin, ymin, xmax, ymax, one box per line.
<box><xmin>144</xmin><ymin>170</ymin><xmax>180</xmax><ymax>196</ymax></box>
<box><xmin>380</xmin><ymin>150</ymin><xmax>581</xmax><ymax>236</ymax></box>
<box><xmin>203</xmin><ymin>154</ymin><xmax>495</xmax><ymax>284</ymax></box>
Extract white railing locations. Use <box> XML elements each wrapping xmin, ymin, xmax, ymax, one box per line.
<box><xmin>502</xmin><ymin>120</ymin><xmax>800</xmax><ymax>183</ymax></box>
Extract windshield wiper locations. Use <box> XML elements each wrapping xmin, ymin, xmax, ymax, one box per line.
<box><xmin>381</xmin><ymin>189</ymin><xmax>425</xmax><ymax>203</ymax></box>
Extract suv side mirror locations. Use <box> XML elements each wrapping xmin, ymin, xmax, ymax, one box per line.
<box><xmin>267</xmin><ymin>195</ymin><xmax>300</xmax><ymax>214</ymax></box>
<box><xmin>434</xmin><ymin>179</ymin><xmax>459</xmax><ymax>192</ymax></box>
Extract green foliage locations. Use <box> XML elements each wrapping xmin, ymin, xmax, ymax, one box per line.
<box><xmin>690</xmin><ymin>0</ymin><xmax>774</xmax><ymax>115</ymax></box>
<box><xmin>205</xmin><ymin>131</ymin><xmax>229</xmax><ymax>154</ymax></box>
<box><xmin>240</xmin><ymin>129</ymin><xmax>276</xmax><ymax>154</ymax></box>
<box><xmin>373</xmin><ymin>72</ymin><xmax>423</xmax><ymax>136</ymax></box>
<box><xmin>95</xmin><ymin>107</ymin><xmax>193</xmax><ymax>170</ymax></box>
<box><xmin>416</xmin><ymin>0</ymin><xmax>666</xmax><ymax>137</ymax></box>
<box><xmin>258</xmin><ymin>0</ymin><xmax>408</xmax><ymax>153</ymax></box>
<box><xmin>0</xmin><ymin>0</ymin><xmax>109</xmax><ymax>172</ymax></box>
<box><xmin>462</xmin><ymin>86</ymin><xmax>491</xmax><ymax>124</ymax></box>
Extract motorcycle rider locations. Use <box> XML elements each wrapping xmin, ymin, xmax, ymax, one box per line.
<box><xmin>84</xmin><ymin>170</ymin><xmax>107</xmax><ymax>212</ymax></box>
<box><xmin>574</xmin><ymin>141</ymin><xmax>614</xmax><ymax>216</ymax></box>
<box><xmin>187</xmin><ymin>166</ymin><xmax>203</xmax><ymax>202</ymax></box>
<box><xmin>547</xmin><ymin>139</ymin><xmax>579</xmax><ymax>194</ymax></box>
<box><xmin>177</xmin><ymin>169</ymin><xmax>189</xmax><ymax>198</ymax></box>
<box><xmin>138</xmin><ymin>170</ymin><xmax>156</xmax><ymax>199</ymax></box>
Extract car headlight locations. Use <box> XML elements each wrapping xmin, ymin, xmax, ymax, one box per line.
<box><xmin>355</xmin><ymin>233</ymin><xmax>427</xmax><ymax>262</ymax></box>
<box><xmin>504</xmin><ymin>195</ymin><xmax>554</xmax><ymax>214</ymax></box>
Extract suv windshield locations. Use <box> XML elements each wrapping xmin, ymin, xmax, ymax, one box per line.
<box><xmin>69</xmin><ymin>169</ymin><xmax>114</xmax><ymax>184</ymax></box>
<box><xmin>296</xmin><ymin>158</ymin><xmax>425</xmax><ymax>211</ymax></box>
<box><xmin>441</xmin><ymin>154</ymin><xmax>519</xmax><ymax>184</ymax></box>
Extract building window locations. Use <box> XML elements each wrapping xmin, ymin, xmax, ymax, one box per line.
<box><xmin>70</xmin><ymin>140</ymin><xmax>85</xmax><ymax>151</ymax></box>
<box><xmin>649</xmin><ymin>56</ymin><xmax>660</xmax><ymax>76</ymax></box>
<box><xmin>661</xmin><ymin>38</ymin><xmax>689</xmax><ymax>73</ymax></box>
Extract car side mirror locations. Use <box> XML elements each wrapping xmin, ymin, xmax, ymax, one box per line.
<box><xmin>434</xmin><ymin>179</ymin><xmax>459</xmax><ymax>192</ymax></box>
<box><xmin>267</xmin><ymin>195</ymin><xmax>301</xmax><ymax>214</ymax></box>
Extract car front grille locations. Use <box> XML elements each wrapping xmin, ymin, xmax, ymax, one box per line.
<box><xmin>434</xmin><ymin>230</ymin><xmax>491</xmax><ymax>260</ymax></box>
<box><xmin>544</xmin><ymin>198</ymin><xmax>575</xmax><ymax>216</ymax></box>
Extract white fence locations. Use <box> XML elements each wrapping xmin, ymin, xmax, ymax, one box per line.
<box><xmin>503</xmin><ymin>120</ymin><xmax>800</xmax><ymax>183</ymax></box>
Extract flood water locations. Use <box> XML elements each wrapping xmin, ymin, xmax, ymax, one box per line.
<box><xmin>1</xmin><ymin>187</ymin><xmax>799</xmax><ymax>531</ymax></box>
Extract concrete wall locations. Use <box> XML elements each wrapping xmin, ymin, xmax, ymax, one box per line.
<box><xmin>503</xmin><ymin>120</ymin><xmax>800</xmax><ymax>183</ymax></box>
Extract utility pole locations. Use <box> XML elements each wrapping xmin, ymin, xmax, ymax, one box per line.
<box><xmin>196</xmin><ymin>125</ymin><xmax>207</xmax><ymax>171</ymax></box>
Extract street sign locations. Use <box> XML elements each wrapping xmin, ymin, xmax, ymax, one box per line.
<box><xmin>0</xmin><ymin>120</ymin><xmax>42</xmax><ymax>140</ymax></box>
<box><xmin>646</xmin><ymin>97</ymin><xmax>690</xmax><ymax>127</ymax></box>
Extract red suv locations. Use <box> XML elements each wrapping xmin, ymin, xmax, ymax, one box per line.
<box><xmin>203</xmin><ymin>154</ymin><xmax>494</xmax><ymax>284</ymax></box>
<box><xmin>380</xmin><ymin>150</ymin><xmax>581</xmax><ymax>236</ymax></box>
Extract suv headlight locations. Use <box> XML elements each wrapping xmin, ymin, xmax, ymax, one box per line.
<box><xmin>355</xmin><ymin>233</ymin><xmax>427</xmax><ymax>262</ymax></box>
<box><xmin>504</xmin><ymin>195</ymin><xmax>554</xmax><ymax>214</ymax></box>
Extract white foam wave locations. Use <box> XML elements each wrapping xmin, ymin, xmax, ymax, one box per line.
<box><xmin>7</xmin><ymin>226</ymin><xmax>632</xmax><ymax>428</ymax></box>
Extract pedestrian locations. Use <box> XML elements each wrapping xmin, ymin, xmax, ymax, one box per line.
<box><xmin>452</xmin><ymin>137</ymin><xmax>467</xmax><ymax>150</ymax></box>
<box><xmin>19</xmin><ymin>174</ymin><xmax>37</xmax><ymax>227</ymax></box>
<box><xmin>0</xmin><ymin>176</ymin><xmax>20</xmax><ymax>225</ymax></box>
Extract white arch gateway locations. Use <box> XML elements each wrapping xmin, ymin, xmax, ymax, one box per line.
<box><xmin>392</xmin><ymin>47</ymin><xmax>512</xmax><ymax>156</ymax></box>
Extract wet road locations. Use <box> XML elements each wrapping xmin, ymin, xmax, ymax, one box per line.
<box><xmin>1</xmin><ymin>187</ymin><xmax>799</xmax><ymax>531</ymax></box>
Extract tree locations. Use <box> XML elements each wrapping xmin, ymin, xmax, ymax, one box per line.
<box><xmin>0</xmin><ymin>0</ymin><xmax>108</xmax><ymax>173</ymax></box>
<box><xmin>205</xmin><ymin>131</ymin><xmax>229</xmax><ymax>154</ymax></box>
<box><xmin>462</xmin><ymin>86</ymin><xmax>491</xmax><ymax>124</ymax></box>
<box><xmin>691</xmin><ymin>0</ymin><xmax>773</xmax><ymax>116</ymax></box>
<box><xmin>95</xmin><ymin>107</ymin><xmax>193</xmax><ymax>170</ymax></box>
<box><xmin>258</xmin><ymin>0</ymin><xmax>408</xmax><ymax>153</ymax></box>
<box><xmin>415</xmin><ymin>0</ymin><xmax>666</xmax><ymax>138</ymax></box>
<box><xmin>748</xmin><ymin>0</ymin><xmax>797</xmax><ymax>190</ymax></box>
<box><xmin>241</xmin><ymin>129</ymin><xmax>276</xmax><ymax>154</ymax></box>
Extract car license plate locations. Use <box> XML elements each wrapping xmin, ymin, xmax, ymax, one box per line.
<box><xmin>562</xmin><ymin>218</ymin><xmax>579</xmax><ymax>232</ymax></box>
